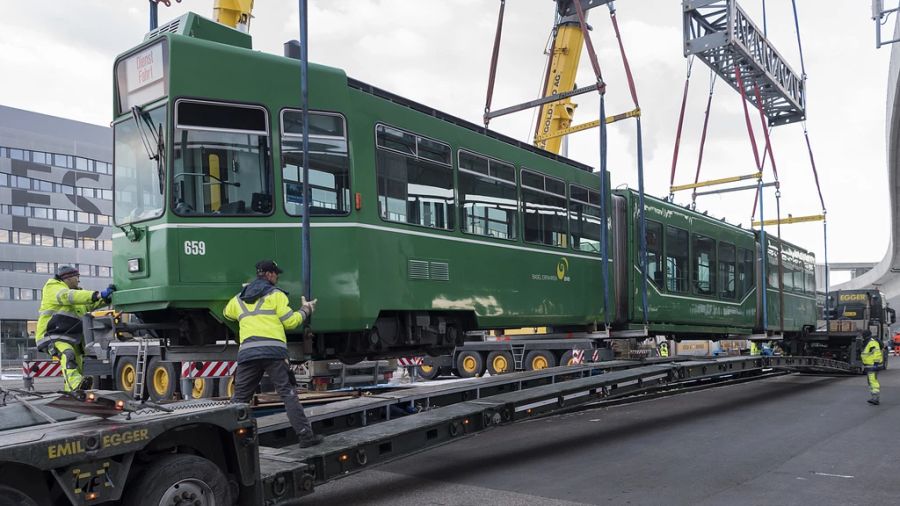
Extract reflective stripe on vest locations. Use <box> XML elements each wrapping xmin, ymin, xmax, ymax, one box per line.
<box><xmin>279</xmin><ymin>310</ymin><xmax>295</xmax><ymax>322</ymax></box>
<box><xmin>39</xmin><ymin>334</ymin><xmax>82</xmax><ymax>347</ymax></box>
<box><xmin>56</xmin><ymin>289</ymin><xmax>79</xmax><ymax>305</ymax></box>
<box><xmin>240</xmin><ymin>336</ymin><xmax>288</xmax><ymax>349</ymax></box>
<box><xmin>236</xmin><ymin>296</ymin><xmax>277</xmax><ymax>321</ymax></box>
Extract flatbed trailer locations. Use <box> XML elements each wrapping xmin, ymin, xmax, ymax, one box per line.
<box><xmin>417</xmin><ymin>331</ymin><xmax>621</xmax><ymax>379</ymax></box>
<box><xmin>23</xmin><ymin>337</ymin><xmax>395</xmax><ymax>401</ymax></box>
<box><xmin>0</xmin><ymin>355</ymin><xmax>852</xmax><ymax>505</ymax></box>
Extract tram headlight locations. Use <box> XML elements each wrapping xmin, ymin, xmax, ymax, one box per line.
<box><xmin>127</xmin><ymin>258</ymin><xmax>141</xmax><ymax>273</ymax></box>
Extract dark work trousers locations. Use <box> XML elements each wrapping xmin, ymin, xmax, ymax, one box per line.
<box><xmin>231</xmin><ymin>359</ymin><xmax>313</xmax><ymax>437</ymax></box>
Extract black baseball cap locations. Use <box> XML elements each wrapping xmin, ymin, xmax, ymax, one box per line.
<box><xmin>256</xmin><ymin>260</ymin><xmax>284</xmax><ymax>274</ymax></box>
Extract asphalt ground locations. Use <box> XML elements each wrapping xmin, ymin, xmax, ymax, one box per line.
<box><xmin>305</xmin><ymin>368</ymin><xmax>900</xmax><ymax>506</ymax></box>
<box><xmin>0</xmin><ymin>374</ymin><xmax>63</xmax><ymax>393</ymax></box>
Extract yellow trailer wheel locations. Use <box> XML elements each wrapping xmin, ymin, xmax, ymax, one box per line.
<box><xmin>147</xmin><ymin>358</ymin><xmax>176</xmax><ymax>401</ymax></box>
<box><xmin>525</xmin><ymin>350</ymin><xmax>556</xmax><ymax>371</ymax></box>
<box><xmin>486</xmin><ymin>351</ymin><xmax>514</xmax><ymax>375</ymax></box>
<box><xmin>115</xmin><ymin>357</ymin><xmax>138</xmax><ymax>396</ymax></box>
<box><xmin>455</xmin><ymin>351</ymin><xmax>485</xmax><ymax>378</ymax></box>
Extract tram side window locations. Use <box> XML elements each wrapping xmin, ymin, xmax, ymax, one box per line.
<box><xmin>805</xmin><ymin>265</ymin><xmax>815</xmax><ymax>294</ymax></box>
<box><xmin>173</xmin><ymin>100</ymin><xmax>273</xmax><ymax>216</ymax></box>
<box><xmin>376</xmin><ymin>124</ymin><xmax>454</xmax><ymax>230</ymax></box>
<box><xmin>767</xmin><ymin>252</ymin><xmax>780</xmax><ymax>288</ymax></box>
<box><xmin>569</xmin><ymin>185</ymin><xmax>602</xmax><ymax>254</ymax></box>
<box><xmin>665</xmin><ymin>226</ymin><xmax>689</xmax><ymax>293</ymax></box>
<box><xmin>798</xmin><ymin>265</ymin><xmax>810</xmax><ymax>294</ymax></box>
<box><xmin>737</xmin><ymin>247</ymin><xmax>755</xmax><ymax>298</ymax></box>
<box><xmin>458</xmin><ymin>151</ymin><xmax>517</xmax><ymax>239</ymax></box>
<box><xmin>644</xmin><ymin>220</ymin><xmax>663</xmax><ymax>286</ymax></box>
<box><xmin>521</xmin><ymin>169</ymin><xmax>568</xmax><ymax>248</ymax></box>
<box><xmin>718</xmin><ymin>242</ymin><xmax>736</xmax><ymax>299</ymax></box>
<box><xmin>281</xmin><ymin>111</ymin><xmax>350</xmax><ymax>216</ymax></box>
<box><xmin>790</xmin><ymin>263</ymin><xmax>804</xmax><ymax>293</ymax></box>
<box><xmin>692</xmin><ymin>234</ymin><xmax>716</xmax><ymax>296</ymax></box>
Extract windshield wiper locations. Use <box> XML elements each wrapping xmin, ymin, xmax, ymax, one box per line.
<box><xmin>131</xmin><ymin>106</ymin><xmax>158</xmax><ymax>161</ymax></box>
<box><xmin>131</xmin><ymin>105</ymin><xmax>166</xmax><ymax>194</ymax></box>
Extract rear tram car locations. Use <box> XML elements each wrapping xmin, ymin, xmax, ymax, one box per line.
<box><xmin>612</xmin><ymin>190</ymin><xmax>816</xmax><ymax>340</ymax></box>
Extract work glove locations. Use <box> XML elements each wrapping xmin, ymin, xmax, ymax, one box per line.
<box><xmin>299</xmin><ymin>296</ymin><xmax>318</xmax><ymax>321</ymax></box>
<box><xmin>100</xmin><ymin>284</ymin><xmax>117</xmax><ymax>301</ymax></box>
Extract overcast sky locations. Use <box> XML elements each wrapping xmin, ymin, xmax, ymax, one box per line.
<box><xmin>0</xmin><ymin>1</ymin><xmax>891</xmax><ymax>274</ymax></box>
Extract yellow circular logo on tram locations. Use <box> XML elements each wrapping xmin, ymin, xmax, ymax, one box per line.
<box><xmin>556</xmin><ymin>257</ymin><xmax>569</xmax><ymax>280</ymax></box>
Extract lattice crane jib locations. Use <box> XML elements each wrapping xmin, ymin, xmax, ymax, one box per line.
<box><xmin>683</xmin><ymin>0</ymin><xmax>806</xmax><ymax>126</ymax></box>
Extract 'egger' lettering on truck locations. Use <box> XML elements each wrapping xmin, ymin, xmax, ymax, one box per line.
<box><xmin>48</xmin><ymin>429</ymin><xmax>150</xmax><ymax>459</ymax></box>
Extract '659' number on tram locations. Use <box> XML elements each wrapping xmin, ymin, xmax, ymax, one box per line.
<box><xmin>184</xmin><ymin>240</ymin><xmax>206</xmax><ymax>256</ymax></box>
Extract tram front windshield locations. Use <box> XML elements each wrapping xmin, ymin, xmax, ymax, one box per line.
<box><xmin>114</xmin><ymin>105</ymin><xmax>166</xmax><ymax>225</ymax></box>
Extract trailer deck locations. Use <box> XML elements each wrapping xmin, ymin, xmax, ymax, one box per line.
<box><xmin>0</xmin><ymin>354</ymin><xmax>854</xmax><ymax>504</ymax></box>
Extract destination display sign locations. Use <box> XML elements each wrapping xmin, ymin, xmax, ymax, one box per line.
<box><xmin>117</xmin><ymin>42</ymin><xmax>168</xmax><ymax>113</ymax></box>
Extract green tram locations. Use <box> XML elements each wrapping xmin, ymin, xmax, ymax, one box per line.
<box><xmin>111</xmin><ymin>14</ymin><xmax>610</xmax><ymax>360</ymax></box>
<box><xmin>110</xmin><ymin>13</ymin><xmax>815</xmax><ymax>362</ymax></box>
<box><xmin>612</xmin><ymin>190</ymin><xmax>816</xmax><ymax>337</ymax></box>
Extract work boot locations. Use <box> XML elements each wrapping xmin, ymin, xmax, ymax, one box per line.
<box><xmin>868</xmin><ymin>395</ymin><xmax>880</xmax><ymax>405</ymax></box>
<box><xmin>78</xmin><ymin>376</ymin><xmax>93</xmax><ymax>391</ymax></box>
<box><xmin>298</xmin><ymin>431</ymin><xmax>324</xmax><ymax>448</ymax></box>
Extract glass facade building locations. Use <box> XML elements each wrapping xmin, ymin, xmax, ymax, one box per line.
<box><xmin>0</xmin><ymin>105</ymin><xmax>112</xmax><ymax>362</ymax></box>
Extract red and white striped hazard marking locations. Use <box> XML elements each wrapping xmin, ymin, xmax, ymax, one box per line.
<box><xmin>592</xmin><ymin>350</ymin><xmax>600</xmax><ymax>363</ymax></box>
<box><xmin>572</xmin><ymin>349</ymin><xmax>585</xmax><ymax>364</ymax></box>
<box><xmin>397</xmin><ymin>357</ymin><xmax>423</xmax><ymax>367</ymax></box>
<box><xmin>181</xmin><ymin>361</ymin><xmax>236</xmax><ymax>379</ymax></box>
<box><xmin>22</xmin><ymin>361</ymin><xmax>62</xmax><ymax>378</ymax></box>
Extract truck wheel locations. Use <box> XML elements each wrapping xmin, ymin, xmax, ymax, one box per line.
<box><xmin>122</xmin><ymin>454</ymin><xmax>230</xmax><ymax>506</ymax></box>
<box><xmin>416</xmin><ymin>359</ymin><xmax>440</xmax><ymax>380</ymax></box>
<box><xmin>525</xmin><ymin>350</ymin><xmax>556</xmax><ymax>371</ymax></box>
<box><xmin>560</xmin><ymin>350</ymin><xmax>580</xmax><ymax>367</ymax></box>
<box><xmin>184</xmin><ymin>378</ymin><xmax>215</xmax><ymax>399</ymax></box>
<box><xmin>218</xmin><ymin>376</ymin><xmax>235</xmax><ymax>398</ymax></box>
<box><xmin>486</xmin><ymin>351</ymin><xmax>514</xmax><ymax>375</ymax></box>
<box><xmin>0</xmin><ymin>485</ymin><xmax>39</xmax><ymax>506</ymax></box>
<box><xmin>456</xmin><ymin>351</ymin><xmax>485</xmax><ymax>378</ymax></box>
<box><xmin>147</xmin><ymin>358</ymin><xmax>177</xmax><ymax>402</ymax></box>
<box><xmin>115</xmin><ymin>356</ymin><xmax>139</xmax><ymax>396</ymax></box>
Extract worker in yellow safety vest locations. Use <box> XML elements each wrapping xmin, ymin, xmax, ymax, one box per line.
<box><xmin>35</xmin><ymin>266</ymin><xmax>116</xmax><ymax>391</ymax></box>
<box><xmin>749</xmin><ymin>341</ymin><xmax>760</xmax><ymax>356</ymax></box>
<box><xmin>658</xmin><ymin>341</ymin><xmax>669</xmax><ymax>358</ymax></box>
<box><xmin>860</xmin><ymin>330</ymin><xmax>884</xmax><ymax>405</ymax></box>
<box><xmin>224</xmin><ymin>260</ymin><xmax>323</xmax><ymax>448</ymax></box>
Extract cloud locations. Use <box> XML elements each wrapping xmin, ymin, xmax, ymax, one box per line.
<box><xmin>0</xmin><ymin>0</ymin><xmax>891</xmax><ymax>263</ymax></box>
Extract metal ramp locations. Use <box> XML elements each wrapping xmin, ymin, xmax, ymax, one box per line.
<box><xmin>683</xmin><ymin>0</ymin><xmax>805</xmax><ymax>126</ymax></box>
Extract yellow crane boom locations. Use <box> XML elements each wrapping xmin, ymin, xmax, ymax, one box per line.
<box><xmin>534</xmin><ymin>14</ymin><xmax>586</xmax><ymax>154</ymax></box>
<box><xmin>213</xmin><ymin>0</ymin><xmax>254</xmax><ymax>32</ymax></box>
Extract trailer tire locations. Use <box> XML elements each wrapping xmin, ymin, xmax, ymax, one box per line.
<box><xmin>486</xmin><ymin>351</ymin><xmax>514</xmax><ymax>375</ymax></box>
<box><xmin>147</xmin><ymin>358</ymin><xmax>177</xmax><ymax>402</ymax></box>
<box><xmin>456</xmin><ymin>351</ymin><xmax>485</xmax><ymax>378</ymax></box>
<box><xmin>115</xmin><ymin>356</ymin><xmax>139</xmax><ymax>397</ymax></box>
<box><xmin>122</xmin><ymin>454</ymin><xmax>230</xmax><ymax>506</ymax></box>
<box><xmin>184</xmin><ymin>377</ymin><xmax>215</xmax><ymax>399</ymax></box>
<box><xmin>416</xmin><ymin>358</ymin><xmax>440</xmax><ymax>380</ymax></box>
<box><xmin>560</xmin><ymin>350</ymin><xmax>580</xmax><ymax>367</ymax></box>
<box><xmin>525</xmin><ymin>350</ymin><xmax>556</xmax><ymax>371</ymax></box>
<box><xmin>0</xmin><ymin>485</ymin><xmax>39</xmax><ymax>506</ymax></box>
<box><xmin>218</xmin><ymin>376</ymin><xmax>235</xmax><ymax>398</ymax></box>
